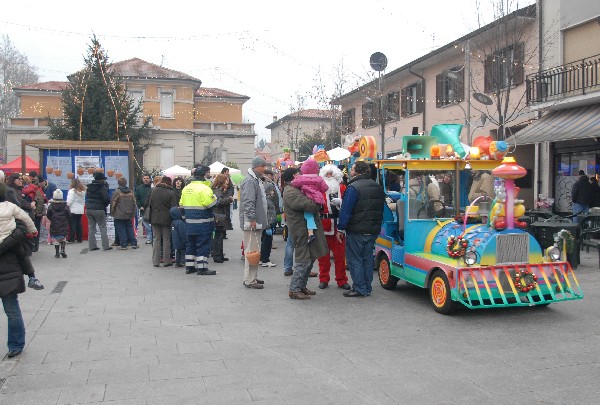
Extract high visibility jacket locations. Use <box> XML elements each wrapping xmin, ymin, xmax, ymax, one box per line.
<box><xmin>180</xmin><ymin>181</ymin><xmax>217</xmax><ymax>235</ymax></box>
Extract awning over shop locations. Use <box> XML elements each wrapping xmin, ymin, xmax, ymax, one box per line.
<box><xmin>510</xmin><ymin>104</ymin><xmax>600</xmax><ymax>145</ymax></box>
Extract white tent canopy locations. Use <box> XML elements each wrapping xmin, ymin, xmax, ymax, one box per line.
<box><xmin>209</xmin><ymin>161</ymin><xmax>241</xmax><ymax>174</ymax></box>
<box><xmin>162</xmin><ymin>165</ymin><xmax>191</xmax><ymax>178</ymax></box>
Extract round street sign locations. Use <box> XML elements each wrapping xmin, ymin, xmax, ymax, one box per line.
<box><xmin>370</xmin><ymin>52</ymin><xmax>388</xmax><ymax>72</ymax></box>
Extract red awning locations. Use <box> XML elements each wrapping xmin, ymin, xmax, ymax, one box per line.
<box><xmin>0</xmin><ymin>156</ymin><xmax>40</xmax><ymax>174</ymax></box>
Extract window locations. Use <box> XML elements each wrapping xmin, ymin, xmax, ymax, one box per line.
<box><xmin>401</xmin><ymin>82</ymin><xmax>423</xmax><ymax>117</ymax></box>
<box><xmin>385</xmin><ymin>92</ymin><xmax>400</xmax><ymax>121</ymax></box>
<box><xmin>160</xmin><ymin>147</ymin><xmax>174</xmax><ymax>169</ymax></box>
<box><xmin>361</xmin><ymin>101</ymin><xmax>380</xmax><ymax>128</ymax></box>
<box><xmin>436</xmin><ymin>68</ymin><xmax>464</xmax><ymax>107</ymax></box>
<box><xmin>341</xmin><ymin>108</ymin><xmax>355</xmax><ymax>134</ymax></box>
<box><xmin>127</xmin><ymin>90</ymin><xmax>144</xmax><ymax>125</ymax></box>
<box><xmin>160</xmin><ymin>91</ymin><xmax>174</xmax><ymax>118</ymax></box>
<box><xmin>484</xmin><ymin>43</ymin><xmax>524</xmax><ymax>93</ymax></box>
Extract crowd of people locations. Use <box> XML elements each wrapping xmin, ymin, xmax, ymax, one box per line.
<box><xmin>0</xmin><ymin>156</ymin><xmax>388</xmax><ymax>359</ymax></box>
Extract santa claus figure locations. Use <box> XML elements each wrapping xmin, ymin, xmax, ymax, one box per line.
<box><xmin>317</xmin><ymin>164</ymin><xmax>351</xmax><ymax>290</ymax></box>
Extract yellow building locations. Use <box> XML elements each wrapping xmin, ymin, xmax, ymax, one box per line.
<box><xmin>6</xmin><ymin>58</ymin><xmax>257</xmax><ymax>173</ymax></box>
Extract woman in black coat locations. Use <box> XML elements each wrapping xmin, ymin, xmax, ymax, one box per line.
<box><xmin>5</xmin><ymin>173</ymin><xmax>34</xmax><ymax>218</ymax></box>
<box><xmin>211</xmin><ymin>174</ymin><xmax>233</xmax><ymax>263</ymax></box>
<box><xmin>148</xmin><ymin>177</ymin><xmax>177</xmax><ymax>267</ymax></box>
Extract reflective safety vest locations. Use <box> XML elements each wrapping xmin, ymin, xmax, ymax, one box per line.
<box><xmin>180</xmin><ymin>181</ymin><xmax>217</xmax><ymax>235</ymax></box>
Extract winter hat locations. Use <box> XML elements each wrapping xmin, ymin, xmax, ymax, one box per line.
<box><xmin>252</xmin><ymin>156</ymin><xmax>267</xmax><ymax>169</ymax></box>
<box><xmin>52</xmin><ymin>189</ymin><xmax>64</xmax><ymax>200</ymax></box>
<box><xmin>300</xmin><ymin>159</ymin><xmax>319</xmax><ymax>175</ymax></box>
<box><xmin>93</xmin><ymin>171</ymin><xmax>107</xmax><ymax>181</ymax></box>
<box><xmin>281</xmin><ymin>167</ymin><xmax>299</xmax><ymax>183</ymax></box>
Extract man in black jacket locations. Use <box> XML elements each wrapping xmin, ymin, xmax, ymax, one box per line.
<box><xmin>571</xmin><ymin>170</ymin><xmax>592</xmax><ymax>222</ymax></box>
<box><xmin>336</xmin><ymin>160</ymin><xmax>385</xmax><ymax>297</ymax></box>
<box><xmin>135</xmin><ymin>174</ymin><xmax>153</xmax><ymax>244</ymax></box>
<box><xmin>85</xmin><ymin>171</ymin><xmax>112</xmax><ymax>251</ymax></box>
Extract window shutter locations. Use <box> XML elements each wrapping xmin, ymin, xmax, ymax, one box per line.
<box><xmin>513</xmin><ymin>43</ymin><xmax>525</xmax><ymax>86</ymax></box>
<box><xmin>436</xmin><ymin>74</ymin><xmax>443</xmax><ymax>108</ymax></box>
<box><xmin>416</xmin><ymin>81</ymin><xmax>423</xmax><ymax>114</ymax></box>
<box><xmin>401</xmin><ymin>87</ymin><xmax>407</xmax><ymax>117</ymax></box>
<box><xmin>484</xmin><ymin>55</ymin><xmax>493</xmax><ymax>93</ymax></box>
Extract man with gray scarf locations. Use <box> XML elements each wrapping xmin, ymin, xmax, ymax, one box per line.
<box><xmin>239</xmin><ymin>156</ymin><xmax>269</xmax><ymax>289</ymax></box>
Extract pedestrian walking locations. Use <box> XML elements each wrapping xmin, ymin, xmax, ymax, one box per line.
<box><xmin>47</xmin><ymin>189</ymin><xmax>70</xmax><ymax>258</ymax></box>
<box><xmin>110</xmin><ymin>177</ymin><xmax>138</xmax><ymax>250</ymax></box>
<box><xmin>85</xmin><ymin>171</ymin><xmax>112</xmax><ymax>251</ymax></box>
<box><xmin>336</xmin><ymin>160</ymin><xmax>385</xmax><ymax>298</ymax></box>
<box><xmin>282</xmin><ymin>166</ymin><xmax>328</xmax><ymax>300</ymax></box>
<box><xmin>180</xmin><ymin>167</ymin><xmax>217</xmax><ymax>275</ymax></box>
<box><xmin>239</xmin><ymin>157</ymin><xmax>269</xmax><ymax>289</ymax></box>
<box><xmin>66</xmin><ymin>178</ymin><xmax>86</xmax><ymax>243</ymax></box>
<box><xmin>148</xmin><ymin>176</ymin><xmax>177</xmax><ymax>267</ymax></box>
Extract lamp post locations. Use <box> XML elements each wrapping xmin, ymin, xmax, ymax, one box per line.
<box><xmin>370</xmin><ymin>52</ymin><xmax>388</xmax><ymax>159</ymax></box>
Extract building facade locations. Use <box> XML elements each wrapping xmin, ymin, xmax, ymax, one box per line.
<box><xmin>266</xmin><ymin>109</ymin><xmax>334</xmax><ymax>162</ymax></box>
<box><xmin>5</xmin><ymin>58</ymin><xmax>257</xmax><ymax>174</ymax></box>
<box><xmin>515</xmin><ymin>0</ymin><xmax>600</xmax><ymax>213</ymax></box>
<box><xmin>333</xmin><ymin>5</ymin><xmax>539</xmax><ymax>206</ymax></box>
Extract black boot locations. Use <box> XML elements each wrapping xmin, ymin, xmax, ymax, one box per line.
<box><xmin>54</xmin><ymin>245</ymin><xmax>60</xmax><ymax>258</ymax></box>
<box><xmin>60</xmin><ymin>241</ymin><xmax>67</xmax><ymax>258</ymax></box>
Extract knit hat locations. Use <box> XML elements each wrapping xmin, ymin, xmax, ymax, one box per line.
<box><xmin>252</xmin><ymin>156</ymin><xmax>267</xmax><ymax>169</ymax></box>
<box><xmin>53</xmin><ymin>189</ymin><xmax>63</xmax><ymax>200</ymax></box>
<box><xmin>281</xmin><ymin>167</ymin><xmax>299</xmax><ymax>183</ymax></box>
<box><xmin>300</xmin><ymin>159</ymin><xmax>319</xmax><ymax>175</ymax></box>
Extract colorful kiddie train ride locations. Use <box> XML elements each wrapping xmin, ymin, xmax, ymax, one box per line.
<box><xmin>351</xmin><ymin>124</ymin><xmax>582</xmax><ymax>314</ymax></box>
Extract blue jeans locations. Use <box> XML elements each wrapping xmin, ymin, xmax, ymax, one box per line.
<box><xmin>346</xmin><ymin>233</ymin><xmax>378</xmax><ymax>296</ymax></box>
<box><xmin>114</xmin><ymin>219</ymin><xmax>137</xmax><ymax>247</ymax></box>
<box><xmin>573</xmin><ymin>203</ymin><xmax>589</xmax><ymax>223</ymax></box>
<box><xmin>2</xmin><ymin>294</ymin><xmax>25</xmax><ymax>352</ymax></box>
<box><xmin>284</xmin><ymin>234</ymin><xmax>294</xmax><ymax>272</ymax></box>
<box><xmin>142</xmin><ymin>219</ymin><xmax>153</xmax><ymax>240</ymax></box>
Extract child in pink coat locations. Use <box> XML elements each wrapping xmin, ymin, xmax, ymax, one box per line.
<box><xmin>290</xmin><ymin>159</ymin><xmax>328</xmax><ymax>244</ymax></box>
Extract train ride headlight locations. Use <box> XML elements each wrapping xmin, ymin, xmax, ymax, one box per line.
<box><xmin>548</xmin><ymin>246</ymin><xmax>561</xmax><ymax>261</ymax></box>
<box><xmin>463</xmin><ymin>250</ymin><xmax>478</xmax><ymax>266</ymax></box>
<box><xmin>464</xmin><ymin>274</ymin><xmax>475</xmax><ymax>289</ymax></box>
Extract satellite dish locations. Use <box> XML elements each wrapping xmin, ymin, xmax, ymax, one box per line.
<box><xmin>370</xmin><ymin>52</ymin><xmax>388</xmax><ymax>72</ymax></box>
<box><xmin>473</xmin><ymin>92</ymin><xmax>493</xmax><ymax>106</ymax></box>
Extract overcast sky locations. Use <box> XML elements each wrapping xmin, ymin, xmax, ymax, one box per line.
<box><xmin>2</xmin><ymin>0</ymin><xmax>534</xmax><ymax>141</ymax></box>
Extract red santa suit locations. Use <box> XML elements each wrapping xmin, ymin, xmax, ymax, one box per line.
<box><xmin>317</xmin><ymin>166</ymin><xmax>348</xmax><ymax>287</ymax></box>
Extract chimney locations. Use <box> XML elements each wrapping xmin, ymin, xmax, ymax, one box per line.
<box><xmin>272</xmin><ymin>116</ymin><xmax>277</xmax><ymax>122</ymax></box>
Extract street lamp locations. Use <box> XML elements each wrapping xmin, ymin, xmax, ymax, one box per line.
<box><xmin>370</xmin><ymin>52</ymin><xmax>388</xmax><ymax>159</ymax></box>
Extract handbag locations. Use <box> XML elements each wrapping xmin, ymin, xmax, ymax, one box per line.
<box><xmin>214</xmin><ymin>212</ymin><xmax>227</xmax><ymax>227</ymax></box>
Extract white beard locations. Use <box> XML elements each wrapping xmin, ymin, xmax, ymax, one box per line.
<box><xmin>324</xmin><ymin>176</ymin><xmax>340</xmax><ymax>197</ymax></box>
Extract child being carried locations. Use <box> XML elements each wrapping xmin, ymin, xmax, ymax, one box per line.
<box><xmin>290</xmin><ymin>159</ymin><xmax>329</xmax><ymax>245</ymax></box>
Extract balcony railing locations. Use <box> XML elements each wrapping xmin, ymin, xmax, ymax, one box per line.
<box><xmin>526</xmin><ymin>54</ymin><xmax>600</xmax><ymax>104</ymax></box>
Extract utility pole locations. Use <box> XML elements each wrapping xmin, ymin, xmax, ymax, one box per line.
<box><xmin>379</xmin><ymin>72</ymin><xmax>385</xmax><ymax>159</ymax></box>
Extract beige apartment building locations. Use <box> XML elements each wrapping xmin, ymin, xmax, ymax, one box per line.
<box><xmin>333</xmin><ymin>5</ymin><xmax>539</xmax><ymax>206</ymax></box>
<box><xmin>5</xmin><ymin>58</ymin><xmax>257</xmax><ymax>173</ymax></box>
<box><xmin>516</xmin><ymin>0</ymin><xmax>600</xmax><ymax>213</ymax></box>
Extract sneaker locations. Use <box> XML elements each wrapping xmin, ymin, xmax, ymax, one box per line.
<box><xmin>28</xmin><ymin>278</ymin><xmax>44</xmax><ymax>290</ymax></box>
<box><xmin>118</xmin><ymin>246</ymin><xmax>128</xmax><ymax>250</ymax></box>
<box><xmin>145</xmin><ymin>240</ymin><xmax>152</xmax><ymax>244</ymax></box>
<box><xmin>261</xmin><ymin>262</ymin><xmax>277</xmax><ymax>267</ymax></box>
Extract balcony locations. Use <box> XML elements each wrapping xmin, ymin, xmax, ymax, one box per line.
<box><xmin>526</xmin><ymin>54</ymin><xmax>600</xmax><ymax>106</ymax></box>
<box><xmin>193</xmin><ymin>122</ymin><xmax>255</xmax><ymax>136</ymax></box>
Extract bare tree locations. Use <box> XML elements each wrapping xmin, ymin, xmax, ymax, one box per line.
<box><xmin>469</xmin><ymin>1</ymin><xmax>538</xmax><ymax>140</ymax></box>
<box><xmin>0</xmin><ymin>35</ymin><xmax>39</xmax><ymax>162</ymax></box>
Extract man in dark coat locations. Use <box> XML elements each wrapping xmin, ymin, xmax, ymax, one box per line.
<box><xmin>571</xmin><ymin>170</ymin><xmax>593</xmax><ymax>222</ymax></box>
<box><xmin>148</xmin><ymin>177</ymin><xmax>178</xmax><ymax>267</ymax></box>
<box><xmin>336</xmin><ymin>160</ymin><xmax>385</xmax><ymax>298</ymax></box>
<box><xmin>135</xmin><ymin>174</ymin><xmax>153</xmax><ymax>244</ymax></box>
<box><xmin>85</xmin><ymin>171</ymin><xmax>112</xmax><ymax>251</ymax></box>
<box><xmin>283</xmin><ymin>170</ymin><xmax>328</xmax><ymax>300</ymax></box>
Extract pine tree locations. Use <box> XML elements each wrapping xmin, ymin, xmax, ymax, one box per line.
<box><xmin>48</xmin><ymin>36</ymin><xmax>150</xmax><ymax>150</ymax></box>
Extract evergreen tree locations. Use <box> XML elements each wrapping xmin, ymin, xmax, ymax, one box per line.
<box><xmin>48</xmin><ymin>36</ymin><xmax>150</xmax><ymax>150</ymax></box>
